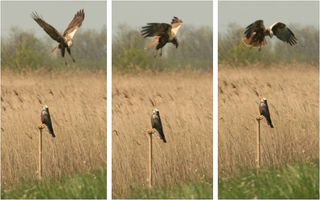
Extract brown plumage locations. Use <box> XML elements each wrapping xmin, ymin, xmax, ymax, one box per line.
<box><xmin>259</xmin><ymin>98</ymin><xmax>274</xmax><ymax>128</ymax></box>
<box><xmin>244</xmin><ymin>20</ymin><xmax>297</xmax><ymax>50</ymax></box>
<box><xmin>32</xmin><ymin>9</ymin><xmax>85</xmax><ymax>64</ymax></box>
<box><xmin>41</xmin><ymin>105</ymin><xmax>56</xmax><ymax>137</ymax></box>
<box><xmin>151</xmin><ymin>108</ymin><xmax>167</xmax><ymax>143</ymax></box>
<box><xmin>141</xmin><ymin>17</ymin><xmax>183</xmax><ymax>57</ymax></box>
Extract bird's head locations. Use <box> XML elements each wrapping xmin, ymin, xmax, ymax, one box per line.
<box><xmin>261</xmin><ymin>97</ymin><xmax>267</xmax><ymax>102</ymax></box>
<box><xmin>171</xmin><ymin>16</ymin><xmax>183</xmax><ymax>25</ymax></box>
<box><xmin>152</xmin><ymin>108</ymin><xmax>159</xmax><ymax>114</ymax></box>
<box><xmin>42</xmin><ymin>105</ymin><xmax>49</xmax><ymax>111</ymax></box>
<box><xmin>266</xmin><ymin>29</ymin><xmax>273</xmax><ymax>38</ymax></box>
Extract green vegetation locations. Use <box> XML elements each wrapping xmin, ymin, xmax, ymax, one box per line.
<box><xmin>112</xmin><ymin>24</ymin><xmax>213</xmax><ymax>71</ymax></box>
<box><xmin>1</xmin><ymin>27</ymin><xmax>106</xmax><ymax>71</ymax></box>
<box><xmin>1</xmin><ymin>169</ymin><xmax>106</xmax><ymax>199</ymax></box>
<box><xmin>116</xmin><ymin>178</ymin><xmax>212</xmax><ymax>199</ymax></box>
<box><xmin>219</xmin><ymin>162</ymin><xmax>319</xmax><ymax>199</ymax></box>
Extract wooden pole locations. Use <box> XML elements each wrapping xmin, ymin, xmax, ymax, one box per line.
<box><xmin>148</xmin><ymin>131</ymin><xmax>153</xmax><ymax>189</ymax></box>
<box><xmin>256</xmin><ymin>117</ymin><xmax>261</xmax><ymax>172</ymax></box>
<box><xmin>38</xmin><ymin>126</ymin><xmax>43</xmax><ymax>180</ymax></box>
<box><xmin>147</xmin><ymin>129</ymin><xmax>153</xmax><ymax>189</ymax></box>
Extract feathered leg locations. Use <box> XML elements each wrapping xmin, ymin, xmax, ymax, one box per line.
<box><xmin>60</xmin><ymin>48</ymin><xmax>68</xmax><ymax>65</ymax></box>
<box><xmin>67</xmin><ymin>47</ymin><xmax>75</xmax><ymax>62</ymax></box>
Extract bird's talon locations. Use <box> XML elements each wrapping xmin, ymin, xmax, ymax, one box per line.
<box><xmin>38</xmin><ymin>124</ymin><xmax>45</xmax><ymax>129</ymax></box>
<box><xmin>147</xmin><ymin>128</ymin><xmax>155</xmax><ymax>135</ymax></box>
<box><xmin>256</xmin><ymin>115</ymin><xmax>263</xmax><ymax>120</ymax></box>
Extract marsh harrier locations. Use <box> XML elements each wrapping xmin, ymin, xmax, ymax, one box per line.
<box><xmin>32</xmin><ymin>9</ymin><xmax>85</xmax><ymax>64</ymax></box>
<box><xmin>244</xmin><ymin>20</ymin><xmax>297</xmax><ymax>50</ymax></box>
<box><xmin>141</xmin><ymin>17</ymin><xmax>183</xmax><ymax>56</ymax></box>
<box><xmin>151</xmin><ymin>108</ymin><xmax>167</xmax><ymax>143</ymax></box>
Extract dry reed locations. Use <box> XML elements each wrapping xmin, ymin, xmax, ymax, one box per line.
<box><xmin>218</xmin><ymin>65</ymin><xmax>319</xmax><ymax>177</ymax></box>
<box><xmin>112</xmin><ymin>71</ymin><xmax>213</xmax><ymax>196</ymax></box>
<box><xmin>1</xmin><ymin>70</ymin><xmax>106</xmax><ymax>189</ymax></box>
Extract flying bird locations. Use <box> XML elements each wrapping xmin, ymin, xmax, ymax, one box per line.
<box><xmin>41</xmin><ymin>105</ymin><xmax>56</xmax><ymax>137</ymax></box>
<box><xmin>32</xmin><ymin>9</ymin><xmax>85</xmax><ymax>64</ymax></box>
<box><xmin>141</xmin><ymin>16</ymin><xmax>183</xmax><ymax>56</ymax></box>
<box><xmin>243</xmin><ymin>20</ymin><xmax>297</xmax><ymax>50</ymax></box>
<box><xmin>259</xmin><ymin>98</ymin><xmax>274</xmax><ymax>128</ymax></box>
<box><xmin>151</xmin><ymin>108</ymin><xmax>167</xmax><ymax>143</ymax></box>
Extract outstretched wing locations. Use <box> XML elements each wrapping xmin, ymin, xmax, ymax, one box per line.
<box><xmin>63</xmin><ymin>9</ymin><xmax>85</xmax><ymax>38</ymax></box>
<box><xmin>31</xmin><ymin>12</ymin><xmax>65</xmax><ymax>44</ymax></box>
<box><xmin>270</xmin><ymin>22</ymin><xmax>297</xmax><ymax>45</ymax></box>
<box><xmin>141</xmin><ymin>23</ymin><xmax>171</xmax><ymax>38</ymax></box>
<box><xmin>244</xmin><ymin>20</ymin><xmax>266</xmax><ymax>39</ymax></box>
<box><xmin>243</xmin><ymin>20</ymin><xmax>268</xmax><ymax>47</ymax></box>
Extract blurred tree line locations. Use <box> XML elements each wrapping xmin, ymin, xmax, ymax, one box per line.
<box><xmin>112</xmin><ymin>24</ymin><xmax>213</xmax><ymax>71</ymax></box>
<box><xmin>3</xmin><ymin>23</ymin><xmax>317</xmax><ymax>71</ymax></box>
<box><xmin>219</xmin><ymin>23</ymin><xmax>319</xmax><ymax>67</ymax></box>
<box><xmin>1</xmin><ymin>26</ymin><xmax>106</xmax><ymax>71</ymax></box>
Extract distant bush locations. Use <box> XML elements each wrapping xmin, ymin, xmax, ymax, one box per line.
<box><xmin>2</xmin><ymin>28</ymin><xmax>47</xmax><ymax>70</ymax></box>
<box><xmin>219</xmin><ymin>23</ymin><xmax>319</xmax><ymax>67</ymax></box>
<box><xmin>1</xmin><ymin>27</ymin><xmax>106</xmax><ymax>71</ymax></box>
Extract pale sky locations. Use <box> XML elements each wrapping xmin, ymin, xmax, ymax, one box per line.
<box><xmin>113</xmin><ymin>1</ymin><xmax>213</xmax><ymax>34</ymax></box>
<box><xmin>1</xmin><ymin>1</ymin><xmax>106</xmax><ymax>38</ymax></box>
<box><xmin>219</xmin><ymin>1</ymin><xmax>319</xmax><ymax>32</ymax></box>
<box><xmin>2</xmin><ymin>1</ymin><xmax>318</xmax><ymax>36</ymax></box>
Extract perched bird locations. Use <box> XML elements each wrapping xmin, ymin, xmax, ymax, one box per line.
<box><xmin>141</xmin><ymin>16</ymin><xmax>183</xmax><ymax>56</ymax></box>
<box><xmin>243</xmin><ymin>20</ymin><xmax>297</xmax><ymax>50</ymax></box>
<box><xmin>259</xmin><ymin>98</ymin><xmax>274</xmax><ymax>128</ymax></box>
<box><xmin>32</xmin><ymin>9</ymin><xmax>85</xmax><ymax>64</ymax></box>
<box><xmin>41</xmin><ymin>105</ymin><xmax>56</xmax><ymax>137</ymax></box>
<box><xmin>151</xmin><ymin>108</ymin><xmax>167</xmax><ymax>143</ymax></box>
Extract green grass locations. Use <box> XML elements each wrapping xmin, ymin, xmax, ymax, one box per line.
<box><xmin>219</xmin><ymin>161</ymin><xmax>319</xmax><ymax>199</ymax></box>
<box><xmin>1</xmin><ymin>169</ymin><xmax>106</xmax><ymax>199</ymax></box>
<box><xmin>115</xmin><ymin>178</ymin><xmax>213</xmax><ymax>199</ymax></box>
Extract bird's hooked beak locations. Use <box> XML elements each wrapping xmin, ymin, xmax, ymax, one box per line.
<box><xmin>42</xmin><ymin>105</ymin><xmax>48</xmax><ymax>110</ymax></box>
<box><xmin>270</xmin><ymin>32</ymin><xmax>273</xmax><ymax>38</ymax></box>
<box><xmin>153</xmin><ymin>108</ymin><xmax>159</xmax><ymax>114</ymax></box>
<box><xmin>267</xmin><ymin>29</ymin><xmax>274</xmax><ymax>38</ymax></box>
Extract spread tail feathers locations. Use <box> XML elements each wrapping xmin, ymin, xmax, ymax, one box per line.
<box><xmin>51</xmin><ymin>46</ymin><xmax>58</xmax><ymax>53</ymax></box>
<box><xmin>144</xmin><ymin>36</ymin><xmax>160</xmax><ymax>49</ymax></box>
<box><xmin>243</xmin><ymin>35</ymin><xmax>267</xmax><ymax>47</ymax></box>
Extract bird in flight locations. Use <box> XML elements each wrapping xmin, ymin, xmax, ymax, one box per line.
<box><xmin>151</xmin><ymin>108</ymin><xmax>167</xmax><ymax>143</ymax></box>
<box><xmin>41</xmin><ymin>105</ymin><xmax>56</xmax><ymax>137</ymax></box>
<box><xmin>258</xmin><ymin>98</ymin><xmax>274</xmax><ymax>128</ymax></box>
<box><xmin>243</xmin><ymin>20</ymin><xmax>297</xmax><ymax>50</ymax></box>
<box><xmin>141</xmin><ymin>16</ymin><xmax>183</xmax><ymax>57</ymax></box>
<box><xmin>32</xmin><ymin>9</ymin><xmax>85</xmax><ymax>64</ymax></box>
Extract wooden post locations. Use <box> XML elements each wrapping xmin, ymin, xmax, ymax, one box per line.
<box><xmin>38</xmin><ymin>126</ymin><xmax>44</xmax><ymax>180</ymax></box>
<box><xmin>256</xmin><ymin>117</ymin><xmax>261</xmax><ymax>172</ymax></box>
<box><xmin>147</xmin><ymin>129</ymin><xmax>154</xmax><ymax>189</ymax></box>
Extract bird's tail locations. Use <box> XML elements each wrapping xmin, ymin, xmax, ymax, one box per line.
<box><xmin>161</xmin><ymin>135</ymin><xmax>167</xmax><ymax>143</ymax></box>
<box><xmin>47</xmin><ymin>125</ymin><xmax>56</xmax><ymax>137</ymax></box>
<box><xmin>144</xmin><ymin>36</ymin><xmax>160</xmax><ymax>49</ymax></box>
<box><xmin>266</xmin><ymin>117</ymin><xmax>274</xmax><ymax>128</ymax></box>
<box><xmin>243</xmin><ymin>35</ymin><xmax>267</xmax><ymax>48</ymax></box>
<box><xmin>51</xmin><ymin>46</ymin><xmax>58</xmax><ymax>53</ymax></box>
